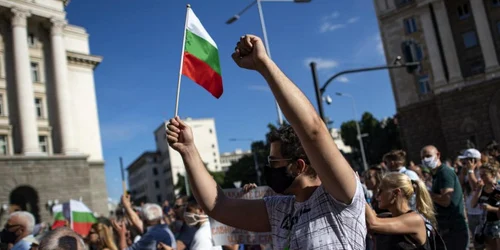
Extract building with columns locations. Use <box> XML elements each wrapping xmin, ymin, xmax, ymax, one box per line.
<box><xmin>374</xmin><ymin>0</ymin><xmax>500</xmax><ymax>160</ymax></box>
<box><xmin>0</xmin><ymin>0</ymin><xmax>108</xmax><ymax>224</ymax></box>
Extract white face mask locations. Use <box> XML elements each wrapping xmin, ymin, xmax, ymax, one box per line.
<box><xmin>422</xmin><ymin>156</ymin><xmax>438</xmax><ymax>169</ymax></box>
<box><xmin>183</xmin><ymin>212</ymin><xmax>208</xmax><ymax>226</ymax></box>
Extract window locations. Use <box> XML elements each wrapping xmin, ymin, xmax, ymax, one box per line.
<box><xmin>462</xmin><ymin>31</ymin><xmax>478</xmax><ymax>48</ymax></box>
<box><xmin>30</xmin><ymin>62</ymin><xmax>39</xmax><ymax>83</ymax></box>
<box><xmin>494</xmin><ymin>0</ymin><xmax>500</xmax><ymax>7</ymax></box>
<box><xmin>0</xmin><ymin>95</ymin><xmax>4</xmax><ymax>116</ymax></box>
<box><xmin>0</xmin><ymin>135</ymin><xmax>7</xmax><ymax>155</ymax></box>
<box><xmin>403</xmin><ymin>17</ymin><xmax>417</xmax><ymax>34</ymax></box>
<box><xmin>28</xmin><ymin>34</ymin><xmax>35</xmax><ymax>47</ymax></box>
<box><xmin>157</xmin><ymin>195</ymin><xmax>162</xmax><ymax>203</ymax></box>
<box><xmin>401</xmin><ymin>41</ymin><xmax>423</xmax><ymax>73</ymax></box>
<box><xmin>34</xmin><ymin>98</ymin><xmax>43</xmax><ymax>118</ymax></box>
<box><xmin>39</xmin><ymin>136</ymin><xmax>48</xmax><ymax>153</ymax></box>
<box><xmin>155</xmin><ymin>181</ymin><xmax>160</xmax><ymax>189</ymax></box>
<box><xmin>457</xmin><ymin>4</ymin><xmax>470</xmax><ymax>20</ymax></box>
<box><xmin>209</xmin><ymin>129</ymin><xmax>213</xmax><ymax>134</ymax></box>
<box><xmin>212</xmin><ymin>144</ymin><xmax>215</xmax><ymax>148</ymax></box>
<box><xmin>153</xmin><ymin>167</ymin><xmax>158</xmax><ymax>176</ymax></box>
<box><xmin>418</xmin><ymin>75</ymin><xmax>431</xmax><ymax>94</ymax></box>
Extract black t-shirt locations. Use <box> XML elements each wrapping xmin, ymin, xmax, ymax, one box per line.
<box><xmin>478</xmin><ymin>186</ymin><xmax>500</xmax><ymax>222</ymax></box>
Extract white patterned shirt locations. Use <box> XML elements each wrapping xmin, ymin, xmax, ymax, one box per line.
<box><xmin>263</xmin><ymin>177</ymin><xmax>366</xmax><ymax>250</ymax></box>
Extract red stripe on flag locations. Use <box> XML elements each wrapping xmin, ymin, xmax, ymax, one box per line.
<box><xmin>51</xmin><ymin>220</ymin><xmax>66</xmax><ymax>230</ymax></box>
<box><xmin>73</xmin><ymin>222</ymin><xmax>94</xmax><ymax>237</ymax></box>
<box><xmin>182</xmin><ymin>52</ymin><xmax>223</xmax><ymax>99</ymax></box>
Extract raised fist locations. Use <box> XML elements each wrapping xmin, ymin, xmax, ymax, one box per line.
<box><xmin>231</xmin><ymin>35</ymin><xmax>269</xmax><ymax>70</ymax></box>
<box><xmin>166</xmin><ymin>117</ymin><xmax>194</xmax><ymax>153</ymax></box>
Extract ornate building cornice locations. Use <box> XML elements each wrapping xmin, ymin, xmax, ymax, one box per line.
<box><xmin>66</xmin><ymin>51</ymin><xmax>102</xmax><ymax>69</ymax></box>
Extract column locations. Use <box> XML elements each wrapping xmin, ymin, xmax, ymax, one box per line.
<box><xmin>421</xmin><ymin>9</ymin><xmax>446</xmax><ymax>87</ymax></box>
<box><xmin>470</xmin><ymin>0</ymin><xmax>500</xmax><ymax>73</ymax></box>
<box><xmin>50</xmin><ymin>19</ymin><xmax>77</xmax><ymax>154</ymax></box>
<box><xmin>11</xmin><ymin>8</ymin><xmax>40</xmax><ymax>155</ymax></box>
<box><xmin>432</xmin><ymin>1</ymin><xmax>463</xmax><ymax>83</ymax></box>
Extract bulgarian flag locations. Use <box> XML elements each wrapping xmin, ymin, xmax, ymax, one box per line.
<box><xmin>51</xmin><ymin>200</ymin><xmax>96</xmax><ymax>237</ymax></box>
<box><xmin>181</xmin><ymin>5</ymin><xmax>223</xmax><ymax>99</ymax></box>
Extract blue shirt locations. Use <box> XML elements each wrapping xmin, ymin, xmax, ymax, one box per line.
<box><xmin>127</xmin><ymin>224</ymin><xmax>176</xmax><ymax>250</ymax></box>
<box><xmin>11</xmin><ymin>235</ymin><xmax>35</xmax><ymax>250</ymax></box>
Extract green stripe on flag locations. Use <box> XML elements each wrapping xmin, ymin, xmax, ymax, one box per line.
<box><xmin>185</xmin><ymin>30</ymin><xmax>221</xmax><ymax>75</ymax></box>
<box><xmin>72</xmin><ymin>211</ymin><xmax>96</xmax><ymax>223</ymax></box>
<box><xmin>54</xmin><ymin>212</ymin><xmax>65</xmax><ymax>220</ymax></box>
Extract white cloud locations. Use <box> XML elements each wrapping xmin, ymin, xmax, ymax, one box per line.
<box><xmin>329</xmin><ymin>11</ymin><xmax>340</xmax><ymax>19</ymax></box>
<box><xmin>247</xmin><ymin>84</ymin><xmax>271</xmax><ymax>93</ymax></box>
<box><xmin>347</xmin><ymin>17</ymin><xmax>360</xmax><ymax>24</ymax></box>
<box><xmin>338</xmin><ymin>76</ymin><xmax>349</xmax><ymax>83</ymax></box>
<box><xmin>304</xmin><ymin>57</ymin><xmax>339</xmax><ymax>70</ymax></box>
<box><xmin>375</xmin><ymin>35</ymin><xmax>384</xmax><ymax>55</ymax></box>
<box><xmin>320</xmin><ymin>23</ymin><xmax>345</xmax><ymax>33</ymax></box>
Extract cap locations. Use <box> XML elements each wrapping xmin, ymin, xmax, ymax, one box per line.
<box><xmin>458</xmin><ymin>148</ymin><xmax>481</xmax><ymax>159</ymax></box>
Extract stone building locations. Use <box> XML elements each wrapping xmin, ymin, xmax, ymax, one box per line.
<box><xmin>374</xmin><ymin>0</ymin><xmax>500</xmax><ymax>160</ymax></box>
<box><xmin>0</xmin><ymin>0</ymin><xmax>107</xmax><ymax>224</ymax></box>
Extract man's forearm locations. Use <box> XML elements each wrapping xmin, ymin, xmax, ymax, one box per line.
<box><xmin>431</xmin><ymin>193</ymin><xmax>450</xmax><ymax>207</ymax></box>
<box><xmin>257</xmin><ymin>58</ymin><xmax>323</xmax><ymax>136</ymax></box>
<box><xmin>180</xmin><ymin>145</ymin><xmax>221</xmax><ymax>214</ymax></box>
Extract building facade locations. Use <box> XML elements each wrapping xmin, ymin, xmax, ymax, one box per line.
<box><xmin>0</xmin><ymin>0</ymin><xmax>107</xmax><ymax>224</ymax></box>
<box><xmin>127</xmin><ymin>152</ymin><xmax>174</xmax><ymax>204</ymax></box>
<box><xmin>329</xmin><ymin>128</ymin><xmax>352</xmax><ymax>154</ymax></box>
<box><xmin>128</xmin><ymin>118</ymin><xmax>221</xmax><ymax>202</ymax></box>
<box><xmin>220</xmin><ymin>149</ymin><xmax>252</xmax><ymax>172</ymax></box>
<box><xmin>374</xmin><ymin>0</ymin><xmax>500</xmax><ymax>160</ymax></box>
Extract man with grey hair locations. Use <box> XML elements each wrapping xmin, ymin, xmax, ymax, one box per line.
<box><xmin>112</xmin><ymin>203</ymin><xmax>176</xmax><ymax>250</ymax></box>
<box><xmin>1</xmin><ymin>211</ymin><xmax>36</xmax><ymax>250</ymax></box>
<box><xmin>38</xmin><ymin>227</ymin><xmax>86</xmax><ymax>250</ymax></box>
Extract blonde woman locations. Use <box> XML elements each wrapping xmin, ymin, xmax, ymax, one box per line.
<box><xmin>88</xmin><ymin>223</ymin><xmax>118</xmax><ymax>250</ymax></box>
<box><xmin>365</xmin><ymin>173</ymin><xmax>438</xmax><ymax>250</ymax></box>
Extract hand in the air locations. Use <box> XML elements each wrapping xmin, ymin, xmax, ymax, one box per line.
<box><xmin>166</xmin><ymin>116</ymin><xmax>194</xmax><ymax>153</ymax></box>
<box><xmin>231</xmin><ymin>35</ymin><xmax>269</xmax><ymax>70</ymax></box>
<box><xmin>242</xmin><ymin>183</ymin><xmax>258</xmax><ymax>193</ymax></box>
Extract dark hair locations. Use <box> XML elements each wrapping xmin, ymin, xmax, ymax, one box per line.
<box><xmin>267</xmin><ymin>125</ymin><xmax>316</xmax><ymax>178</ymax></box>
<box><xmin>186</xmin><ymin>196</ymin><xmax>201</xmax><ymax>213</ymax></box>
<box><xmin>383</xmin><ymin>150</ymin><xmax>407</xmax><ymax>166</ymax></box>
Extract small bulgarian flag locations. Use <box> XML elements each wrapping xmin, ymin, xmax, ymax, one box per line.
<box><xmin>51</xmin><ymin>200</ymin><xmax>96</xmax><ymax>237</ymax></box>
<box><xmin>181</xmin><ymin>5</ymin><xmax>223</xmax><ymax>99</ymax></box>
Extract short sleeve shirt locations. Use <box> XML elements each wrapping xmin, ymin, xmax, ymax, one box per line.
<box><xmin>431</xmin><ymin>164</ymin><xmax>467</xmax><ymax>230</ymax></box>
<box><xmin>263</xmin><ymin>177</ymin><xmax>366</xmax><ymax>250</ymax></box>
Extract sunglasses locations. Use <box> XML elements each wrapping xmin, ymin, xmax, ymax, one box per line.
<box><xmin>267</xmin><ymin>156</ymin><xmax>292</xmax><ymax>166</ymax></box>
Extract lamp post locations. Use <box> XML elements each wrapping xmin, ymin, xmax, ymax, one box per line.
<box><xmin>335</xmin><ymin>92</ymin><xmax>368</xmax><ymax>171</ymax></box>
<box><xmin>227</xmin><ymin>0</ymin><xmax>311</xmax><ymax>126</ymax></box>
<box><xmin>310</xmin><ymin>57</ymin><xmax>421</xmax><ymax>123</ymax></box>
<box><xmin>229</xmin><ymin>138</ymin><xmax>262</xmax><ymax>185</ymax></box>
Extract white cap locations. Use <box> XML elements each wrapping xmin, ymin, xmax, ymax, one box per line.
<box><xmin>458</xmin><ymin>149</ymin><xmax>481</xmax><ymax>159</ymax></box>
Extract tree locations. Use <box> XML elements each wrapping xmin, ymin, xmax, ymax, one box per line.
<box><xmin>174</xmin><ymin>163</ymin><xmax>227</xmax><ymax>195</ymax></box>
<box><xmin>340</xmin><ymin>112</ymin><xmax>402</xmax><ymax>168</ymax></box>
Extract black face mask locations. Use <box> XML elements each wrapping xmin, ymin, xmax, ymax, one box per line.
<box><xmin>1</xmin><ymin>228</ymin><xmax>17</xmax><ymax>244</ymax></box>
<box><xmin>265</xmin><ymin>165</ymin><xmax>296</xmax><ymax>194</ymax></box>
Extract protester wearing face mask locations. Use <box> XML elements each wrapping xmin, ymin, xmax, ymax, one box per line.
<box><xmin>421</xmin><ymin>145</ymin><xmax>468</xmax><ymax>250</ymax></box>
<box><xmin>166</xmin><ymin>34</ymin><xmax>366</xmax><ymax>250</ymax></box>
<box><xmin>182</xmin><ymin>198</ymin><xmax>222</xmax><ymax>250</ymax></box>
<box><xmin>1</xmin><ymin>211</ymin><xmax>36</xmax><ymax>250</ymax></box>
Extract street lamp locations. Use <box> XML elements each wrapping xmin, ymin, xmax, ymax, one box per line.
<box><xmin>334</xmin><ymin>92</ymin><xmax>369</xmax><ymax>171</ymax></box>
<box><xmin>227</xmin><ymin>0</ymin><xmax>312</xmax><ymax>126</ymax></box>
<box><xmin>229</xmin><ymin>138</ymin><xmax>262</xmax><ymax>185</ymax></box>
<box><xmin>310</xmin><ymin>58</ymin><xmax>420</xmax><ymax>123</ymax></box>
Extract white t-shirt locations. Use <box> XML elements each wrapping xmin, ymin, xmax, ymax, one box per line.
<box><xmin>264</xmin><ymin>177</ymin><xmax>366</xmax><ymax>250</ymax></box>
<box><xmin>190</xmin><ymin>221</ymin><xmax>222</xmax><ymax>250</ymax></box>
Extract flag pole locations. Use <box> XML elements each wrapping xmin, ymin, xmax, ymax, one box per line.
<box><xmin>174</xmin><ymin>4</ymin><xmax>191</xmax><ymax>117</ymax></box>
<box><xmin>120</xmin><ymin>157</ymin><xmax>126</xmax><ymax>196</ymax></box>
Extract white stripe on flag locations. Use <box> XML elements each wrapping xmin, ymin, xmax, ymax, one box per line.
<box><xmin>186</xmin><ymin>8</ymin><xmax>217</xmax><ymax>49</ymax></box>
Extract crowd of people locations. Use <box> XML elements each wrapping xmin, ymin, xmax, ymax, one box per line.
<box><xmin>2</xmin><ymin>34</ymin><xmax>500</xmax><ymax>250</ymax></box>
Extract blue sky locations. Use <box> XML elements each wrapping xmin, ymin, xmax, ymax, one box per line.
<box><xmin>65</xmin><ymin>0</ymin><xmax>395</xmax><ymax>201</ymax></box>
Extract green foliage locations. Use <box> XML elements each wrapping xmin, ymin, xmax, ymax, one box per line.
<box><xmin>340</xmin><ymin>112</ymin><xmax>402</xmax><ymax>167</ymax></box>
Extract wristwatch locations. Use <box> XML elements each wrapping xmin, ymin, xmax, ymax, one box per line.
<box><xmin>468</xmin><ymin>169</ymin><xmax>474</xmax><ymax>174</ymax></box>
